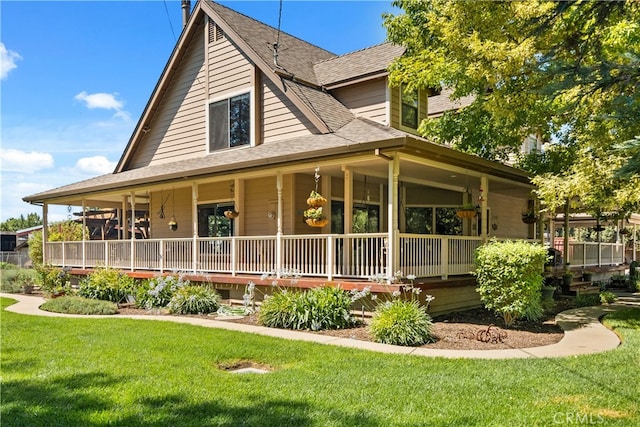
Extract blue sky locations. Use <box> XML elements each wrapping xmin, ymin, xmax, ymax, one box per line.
<box><xmin>0</xmin><ymin>0</ymin><xmax>398</xmax><ymax>223</ymax></box>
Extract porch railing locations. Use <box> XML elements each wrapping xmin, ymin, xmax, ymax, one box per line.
<box><xmin>44</xmin><ymin>235</ymin><xmax>625</xmax><ymax>280</ymax></box>
<box><xmin>553</xmin><ymin>240</ymin><xmax>626</xmax><ymax>268</ymax></box>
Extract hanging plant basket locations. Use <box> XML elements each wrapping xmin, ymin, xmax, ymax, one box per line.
<box><xmin>306</xmin><ymin>218</ymin><xmax>328</xmax><ymax>228</ymax></box>
<box><xmin>224</xmin><ymin>210</ymin><xmax>240</xmax><ymax>219</ymax></box>
<box><xmin>168</xmin><ymin>217</ymin><xmax>178</xmax><ymax>231</ymax></box>
<box><xmin>522</xmin><ymin>215</ymin><xmax>538</xmax><ymax>224</ymax></box>
<box><xmin>594</xmin><ymin>225</ymin><xmax>605</xmax><ymax>232</ymax></box>
<box><xmin>620</xmin><ymin>228</ymin><xmax>630</xmax><ymax>235</ymax></box>
<box><xmin>306</xmin><ymin>190</ymin><xmax>327</xmax><ymax>207</ymax></box>
<box><xmin>456</xmin><ymin>209</ymin><xmax>476</xmax><ymax>219</ymax></box>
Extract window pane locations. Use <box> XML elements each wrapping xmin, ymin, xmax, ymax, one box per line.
<box><xmin>229</xmin><ymin>93</ymin><xmax>250</xmax><ymax>147</ymax></box>
<box><xmin>209</xmin><ymin>100</ymin><xmax>228</xmax><ymax>151</ymax></box>
<box><xmin>405</xmin><ymin>207</ymin><xmax>433</xmax><ymax>234</ymax></box>
<box><xmin>401</xmin><ymin>86</ymin><xmax>418</xmax><ymax>128</ymax></box>
<box><xmin>435</xmin><ymin>207</ymin><xmax>462</xmax><ymax>235</ymax></box>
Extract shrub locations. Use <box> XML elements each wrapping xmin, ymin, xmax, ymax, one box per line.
<box><xmin>167</xmin><ymin>285</ymin><xmax>220</xmax><ymax>315</ymax></box>
<box><xmin>0</xmin><ymin>262</ymin><xmax>18</xmax><ymax>270</ymax></box>
<box><xmin>474</xmin><ymin>240</ymin><xmax>548</xmax><ymax>327</ymax></box>
<box><xmin>136</xmin><ymin>274</ymin><xmax>188</xmax><ymax>309</ymax></box>
<box><xmin>599</xmin><ymin>291</ymin><xmax>618</xmax><ymax>304</ymax></box>
<box><xmin>369</xmin><ymin>299</ymin><xmax>435</xmax><ymax>346</ymax></box>
<box><xmin>77</xmin><ymin>267</ymin><xmax>135</xmax><ymax>303</ymax></box>
<box><xmin>258</xmin><ymin>286</ymin><xmax>357</xmax><ymax>331</ymax></box>
<box><xmin>574</xmin><ymin>293</ymin><xmax>601</xmax><ymax>307</ymax></box>
<box><xmin>40</xmin><ymin>296</ymin><xmax>118</xmax><ymax>315</ymax></box>
<box><xmin>35</xmin><ymin>264</ymin><xmax>71</xmax><ymax>296</ymax></box>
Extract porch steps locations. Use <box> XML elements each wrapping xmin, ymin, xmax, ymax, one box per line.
<box><xmin>568</xmin><ymin>281</ymin><xmax>600</xmax><ymax>296</ymax></box>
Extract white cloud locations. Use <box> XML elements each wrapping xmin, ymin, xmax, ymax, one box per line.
<box><xmin>0</xmin><ymin>43</ymin><xmax>22</xmax><ymax>80</ymax></box>
<box><xmin>0</xmin><ymin>148</ymin><xmax>54</xmax><ymax>173</ymax></box>
<box><xmin>73</xmin><ymin>156</ymin><xmax>116</xmax><ymax>175</ymax></box>
<box><xmin>74</xmin><ymin>91</ymin><xmax>131</xmax><ymax>120</ymax></box>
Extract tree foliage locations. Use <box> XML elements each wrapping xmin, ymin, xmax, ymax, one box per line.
<box><xmin>384</xmin><ymin>0</ymin><xmax>640</xmax><ymax>214</ymax></box>
<box><xmin>28</xmin><ymin>221</ymin><xmax>87</xmax><ymax>266</ymax></box>
<box><xmin>0</xmin><ymin>213</ymin><xmax>42</xmax><ymax>231</ymax></box>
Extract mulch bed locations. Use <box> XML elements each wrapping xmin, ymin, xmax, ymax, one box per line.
<box><xmin>117</xmin><ymin>301</ymin><xmax>570</xmax><ymax>350</ymax></box>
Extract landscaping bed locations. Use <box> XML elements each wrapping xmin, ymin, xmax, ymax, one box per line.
<box><xmin>116</xmin><ymin>303</ymin><xmax>566</xmax><ymax>350</ymax></box>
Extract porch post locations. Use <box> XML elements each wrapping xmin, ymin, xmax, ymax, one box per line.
<box><xmin>235</xmin><ymin>178</ymin><xmax>244</xmax><ymax>236</ymax></box>
<box><xmin>130</xmin><ymin>191</ymin><xmax>135</xmax><ymax>272</ymax></box>
<box><xmin>42</xmin><ymin>203</ymin><xmax>48</xmax><ymax>265</ymax></box>
<box><xmin>121</xmin><ymin>196</ymin><xmax>127</xmax><ymax>240</ymax></box>
<box><xmin>634</xmin><ymin>224</ymin><xmax>637</xmax><ymax>262</ymax></box>
<box><xmin>480</xmin><ymin>175</ymin><xmax>489</xmax><ymax>238</ymax></box>
<box><xmin>343</xmin><ymin>167</ymin><xmax>353</xmax><ymax>276</ymax></box>
<box><xmin>82</xmin><ymin>198</ymin><xmax>87</xmax><ymax>269</ymax></box>
<box><xmin>192</xmin><ymin>182</ymin><xmax>198</xmax><ymax>273</ymax></box>
<box><xmin>276</xmin><ymin>172</ymin><xmax>283</xmax><ymax>274</ymax></box>
<box><xmin>387</xmin><ymin>155</ymin><xmax>399</xmax><ymax>279</ymax></box>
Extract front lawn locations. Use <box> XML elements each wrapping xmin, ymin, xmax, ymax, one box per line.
<box><xmin>1</xmin><ymin>297</ymin><xmax>638</xmax><ymax>426</ymax></box>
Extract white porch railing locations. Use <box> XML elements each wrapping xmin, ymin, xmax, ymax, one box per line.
<box><xmin>553</xmin><ymin>240</ymin><xmax>625</xmax><ymax>268</ymax></box>
<box><xmin>44</xmin><ymin>235</ymin><xmax>624</xmax><ymax>280</ymax></box>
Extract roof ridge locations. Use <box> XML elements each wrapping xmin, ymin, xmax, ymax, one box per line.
<box><xmin>313</xmin><ymin>42</ymin><xmax>396</xmax><ymax>65</ymax></box>
<box><xmin>209</xmin><ymin>1</ymin><xmax>336</xmax><ymax>56</ymax></box>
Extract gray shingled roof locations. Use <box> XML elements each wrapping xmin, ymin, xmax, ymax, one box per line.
<box><xmin>283</xmin><ymin>80</ymin><xmax>354</xmax><ymax>131</ymax></box>
<box><xmin>428</xmin><ymin>88</ymin><xmax>475</xmax><ymax>117</ymax></box>
<box><xmin>24</xmin><ymin>119</ymin><xmax>410</xmax><ymax>202</ymax></box>
<box><xmin>207</xmin><ymin>1</ymin><xmax>335</xmax><ymax>86</ymax></box>
<box><xmin>314</xmin><ymin>43</ymin><xmax>406</xmax><ymax>87</ymax></box>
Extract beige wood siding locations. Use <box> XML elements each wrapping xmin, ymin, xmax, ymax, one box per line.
<box><xmin>149</xmin><ymin>186</ymin><xmax>193</xmax><ymax>239</ymax></box>
<box><xmin>487</xmin><ymin>193</ymin><xmax>530</xmax><ymax>239</ymax></box>
<box><xmin>262</xmin><ymin>75</ymin><xmax>315</xmax><ymax>143</ymax></box>
<box><xmin>331</xmin><ymin>78</ymin><xmax>387</xmax><ymax>125</ymax></box>
<box><xmin>198</xmin><ymin>181</ymin><xmax>233</xmax><ymax>203</ymax></box>
<box><xmin>243</xmin><ymin>176</ymin><xmax>293</xmax><ymax>235</ymax></box>
<box><xmin>207</xmin><ymin>36</ymin><xmax>253</xmax><ymax>97</ymax></box>
<box><xmin>406</xmin><ymin>186</ymin><xmax>461</xmax><ymax>205</ymax></box>
<box><xmin>127</xmin><ymin>37</ymin><xmax>207</xmax><ymax>169</ymax></box>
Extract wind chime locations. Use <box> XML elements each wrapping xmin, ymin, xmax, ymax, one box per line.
<box><xmin>303</xmin><ymin>167</ymin><xmax>328</xmax><ymax>227</ymax></box>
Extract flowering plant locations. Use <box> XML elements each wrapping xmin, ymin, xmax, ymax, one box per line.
<box><xmin>303</xmin><ymin>206</ymin><xmax>324</xmax><ymax>220</ymax></box>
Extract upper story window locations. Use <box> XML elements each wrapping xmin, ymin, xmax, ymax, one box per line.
<box><xmin>208</xmin><ymin>92</ymin><xmax>251</xmax><ymax>152</ymax></box>
<box><xmin>401</xmin><ymin>85</ymin><xmax>419</xmax><ymax>129</ymax></box>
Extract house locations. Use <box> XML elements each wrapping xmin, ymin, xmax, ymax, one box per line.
<box><xmin>23</xmin><ymin>1</ymin><xmax>622</xmax><ymax>313</ymax></box>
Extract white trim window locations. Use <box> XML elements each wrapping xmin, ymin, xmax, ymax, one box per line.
<box><xmin>208</xmin><ymin>92</ymin><xmax>251</xmax><ymax>152</ymax></box>
<box><xmin>400</xmin><ymin>85</ymin><xmax>419</xmax><ymax>129</ymax></box>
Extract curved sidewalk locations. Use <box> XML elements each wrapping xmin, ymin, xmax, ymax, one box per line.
<box><xmin>1</xmin><ymin>292</ymin><xmax>632</xmax><ymax>359</ymax></box>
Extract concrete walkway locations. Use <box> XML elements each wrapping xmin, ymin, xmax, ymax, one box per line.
<box><xmin>2</xmin><ymin>292</ymin><xmax>638</xmax><ymax>359</ymax></box>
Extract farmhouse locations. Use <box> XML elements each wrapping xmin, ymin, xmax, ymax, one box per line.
<box><xmin>23</xmin><ymin>1</ymin><xmax>625</xmax><ymax>313</ymax></box>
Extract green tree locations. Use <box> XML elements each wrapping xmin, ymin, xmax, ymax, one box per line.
<box><xmin>29</xmin><ymin>221</ymin><xmax>87</xmax><ymax>266</ymax></box>
<box><xmin>384</xmin><ymin>0</ymin><xmax>640</xmax><ymax>214</ymax></box>
<box><xmin>0</xmin><ymin>213</ymin><xmax>42</xmax><ymax>231</ymax></box>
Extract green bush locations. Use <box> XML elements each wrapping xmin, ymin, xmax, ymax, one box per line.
<box><xmin>574</xmin><ymin>293</ymin><xmax>601</xmax><ymax>307</ymax></box>
<box><xmin>0</xmin><ymin>262</ymin><xmax>18</xmax><ymax>270</ymax></box>
<box><xmin>167</xmin><ymin>285</ymin><xmax>220</xmax><ymax>315</ymax></box>
<box><xmin>77</xmin><ymin>267</ymin><xmax>135</xmax><ymax>303</ymax></box>
<box><xmin>136</xmin><ymin>274</ymin><xmax>189</xmax><ymax>309</ymax></box>
<box><xmin>258</xmin><ymin>286</ymin><xmax>357</xmax><ymax>331</ymax></box>
<box><xmin>599</xmin><ymin>291</ymin><xmax>618</xmax><ymax>304</ymax></box>
<box><xmin>40</xmin><ymin>296</ymin><xmax>118</xmax><ymax>315</ymax></box>
<box><xmin>35</xmin><ymin>264</ymin><xmax>71</xmax><ymax>296</ymax></box>
<box><xmin>474</xmin><ymin>240</ymin><xmax>548</xmax><ymax>327</ymax></box>
<box><xmin>369</xmin><ymin>299</ymin><xmax>435</xmax><ymax>346</ymax></box>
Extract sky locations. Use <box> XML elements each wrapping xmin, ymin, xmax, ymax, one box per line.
<box><xmin>0</xmin><ymin>0</ymin><xmax>399</xmax><ymax>223</ymax></box>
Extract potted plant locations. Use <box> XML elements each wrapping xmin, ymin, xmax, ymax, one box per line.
<box><xmin>304</xmin><ymin>206</ymin><xmax>328</xmax><ymax>227</ymax></box>
<box><xmin>224</xmin><ymin>210</ymin><xmax>239</xmax><ymax>219</ymax></box>
<box><xmin>306</xmin><ymin>190</ymin><xmax>327</xmax><ymax>207</ymax></box>
<box><xmin>456</xmin><ymin>202</ymin><xmax>477</xmax><ymax>219</ymax></box>
<box><xmin>562</xmin><ymin>271</ymin><xmax>574</xmax><ymax>289</ymax></box>
<box><xmin>521</xmin><ymin>210</ymin><xmax>538</xmax><ymax>224</ymax></box>
<box><xmin>541</xmin><ymin>283</ymin><xmax>556</xmax><ymax>301</ymax></box>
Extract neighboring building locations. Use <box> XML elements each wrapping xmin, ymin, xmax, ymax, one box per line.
<box><xmin>22</xmin><ymin>1</ymin><xmax>621</xmax><ymax>312</ymax></box>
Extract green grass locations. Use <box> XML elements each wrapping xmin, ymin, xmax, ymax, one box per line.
<box><xmin>1</xmin><ymin>297</ymin><xmax>639</xmax><ymax>426</ymax></box>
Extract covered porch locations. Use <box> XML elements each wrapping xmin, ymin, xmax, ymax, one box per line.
<box><xmin>30</xmin><ymin>141</ymin><xmax>542</xmax><ymax>282</ymax></box>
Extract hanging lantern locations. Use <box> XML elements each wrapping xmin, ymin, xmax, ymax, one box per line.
<box><xmin>168</xmin><ymin>216</ymin><xmax>178</xmax><ymax>231</ymax></box>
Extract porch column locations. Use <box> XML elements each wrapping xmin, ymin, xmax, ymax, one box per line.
<box><xmin>192</xmin><ymin>183</ymin><xmax>198</xmax><ymax>273</ymax></box>
<box><xmin>387</xmin><ymin>155</ymin><xmax>400</xmax><ymax>279</ymax></box>
<box><xmin>130</xmin><ymin>191</ymin><xmax>135</xmax><ymax>272</ymax></box>
<box><xmin>82</xmin><ymin>198</ymin><xmax>87</xmax><ymax>269</ymax></box>
<box><xmin>480</xmin><ymin>175</ymin><xmax>489</xmax><ymax>238</ymax></box>
<box><xmin>276</xmin><ymin>172</ymin><xmax>283</xmax><ymax>274</ymax></box>
<box><xmin>121</xmin><ymin>196</ymin><xmax>127</xmax><ymax>240</ymax></box>
<box><xmin>634</xmin><ymin>224</ymin><xmax>637</xmax><ymax>262</ymax></box>
<box><xmin>42</xmin><ymin>203</ymin><xmax>48</xmax><ymax>265</ymax></box>
<box><xmin>343</xmin><ymin>167</ymin><xmax>353</xmax><ymax>233</ymax></box>
<box><xmin>235</xmin><ymin>178</ymin><xmax>244</xmax><ymax>236</ymax></box>
<box><xmin>322</xmin><ymin>174</ymin><xmax>331</xmax><ymax>232</ymax></box>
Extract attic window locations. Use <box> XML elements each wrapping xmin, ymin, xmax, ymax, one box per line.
<box><xmin>208</xmin><ymin>92</ymin><xmax>251</xmax><ymax>152</ymax></box>
<box><xmin>208</xmin><ymin>21</ymin><xmax>225</xmax><ymax>43</ymax></box>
